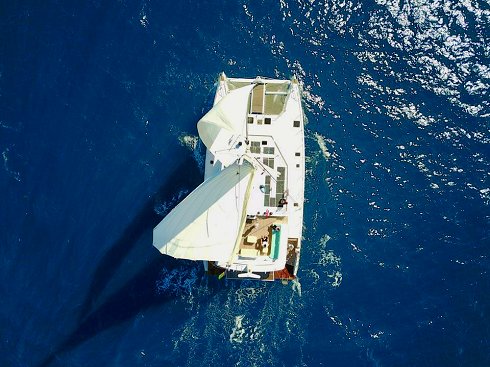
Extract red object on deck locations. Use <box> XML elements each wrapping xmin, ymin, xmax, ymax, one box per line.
<box><xmin>273</xmin><ymin>267</ymin><xmax>295</xmax><ymax>280</ymax></box>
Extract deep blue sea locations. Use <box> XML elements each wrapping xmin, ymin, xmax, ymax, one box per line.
<box><xmin>1</xmin><ymin>1</ymin><xmax>489</xmax><ymax>366</ymax></box>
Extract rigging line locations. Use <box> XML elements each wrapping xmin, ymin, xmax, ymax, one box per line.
<box><xmin>213</xmin><ymin>148</ymin><xmax>234</xmax><ymax>153</ymax></box>
<box><xmin>227</xmin><ymin>163</ymin><xmax>255</xmax><ymax>268</ymax></box>
<box><xmin>252</xmin><ymin>156</ymin><xmax>278</xmax><ymax>183</ymax></box>
<box><xmin>236</xmin><ymin>163</ymin><xmax>241</xmax><ymax>211</ymax></box>
<box><xmin>213</xmin><ymin>146</ymin><xmax>238</xmax><ymax>154</ymax></box>
<box><xmin>230</xmin><ymin>163</ymin><xmax>241</xmax><ymax>270</ymax></box>
<box><xmin>212</xmin><ymin>139</ymin><xmax>244</xmax><ymax>154</ymax></box>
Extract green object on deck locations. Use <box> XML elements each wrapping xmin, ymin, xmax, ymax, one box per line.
<box><xmin>218</xmin><ymin>271</ymin><xmax>226</xmax><ymax>280</ymax></box>
<box><xmin>271</xmin><ymin>226</ymin><xmax>281</xmax><ymax>260</ymax></box>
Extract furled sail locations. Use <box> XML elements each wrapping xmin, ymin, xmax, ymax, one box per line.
<box><xmin>197</xmin><ymin>84</ymin><xmax>254</xmax><ymax>166</ymax></box>
<box><xmin>153</xmin><ymin>160</ymin><xmax>255</xmax><ymax>261</ymax></box>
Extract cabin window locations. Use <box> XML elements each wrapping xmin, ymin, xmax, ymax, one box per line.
<box><xmin>263</xmin><ymin>194</ymin><xmax>270</xmax><ymax>206</ymax></box>
<box><xmin>250</xmin><ymin>141</ymin><xmax>261</xmax><ymax>154</ymax></box>
<box><xmin>293</xmin><ymin>120</ymin><xmax>300</xmax><ymax>127</ymax></box>
<box><xmin>247</xmin><ymin>117</ymin><xmax>254</xmax><ymax>124</ymax></box>
<box><xmin>263</xmin><ymin>147</ymin><xmax>275</xmax><ymax>155</ymax></box>
<box><xmin>295</xmin><ymin>152</ymin><xmax>301</xmax><ymax>156</ymax></box>
<box><xmin>276</xmin><ymin>184</ymin><xmax>284</xmax><ymax>195</ymax></box>
<box><xmin>276</xmin><ymin>167</ymin><xmax>286</xmax><ymax>195</ymax></box>
<box><xmin>262</xmin><ymin>140</ymin><xmax>267</xmax><ymax>145</ymax></box>
<box><xmin>265</xmin><ymin>117</ymin><xmax>271</xmax><ymax>124</ymax></box>
<box><xmin>263</xmin><ymin>176</ymin><xmax>271</xmax><ymax>194</ymax></box>
<box><xmin>263</xmin><ymin>157</ymin><xmax>274</xmax><ymax>169</ymax></box>
<box><xmin>263</xmin><ymin>175</ymin><xmax>272</xmax><ymax>206</ymax></box>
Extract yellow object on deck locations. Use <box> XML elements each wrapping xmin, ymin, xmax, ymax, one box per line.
<box><xmin>240</xmin><ymin>248</ymin><xmax>259</xmax><ymax>257</ymax></box>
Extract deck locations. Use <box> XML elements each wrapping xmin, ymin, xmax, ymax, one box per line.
<box><xmin>238</xmin><ymin>216</ymin><xmax>287</xmax><ymax>258</ymax></box>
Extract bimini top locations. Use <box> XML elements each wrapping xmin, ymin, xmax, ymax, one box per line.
<box><xmin>197</xmin><ymin>84</ymin><xmax>254</xmax><ymax>167</ymax></box>
<box><xmin>152</xmin><ymin>160</ymin><xmax>255</xmax><ymax>262</ymax></box>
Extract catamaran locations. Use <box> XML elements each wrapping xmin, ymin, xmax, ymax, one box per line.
<box><xmin>153</xmin><ymin>73</ymin><xmax>305</xmax><ymax>281</ymax></box>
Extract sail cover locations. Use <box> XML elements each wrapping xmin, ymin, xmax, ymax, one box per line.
<box><xmin>197</xmin><ymin>84</ymin><xmax>254</xmax><ymax>166</ymax></box>
<box><xmin>153</xmin><ymin>161</ymin><xmax>255</xmax><ymax>261</ymax></box>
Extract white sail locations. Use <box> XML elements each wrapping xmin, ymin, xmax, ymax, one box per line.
<box><xmin>197</xmin><ymin>84</ymin><xmax>254</xmax><ymax>166</ymax></box>
<box><xmin>153</xmin><ymin>161</ymin><xmax>255</xmax><ymax>261</ymax></box>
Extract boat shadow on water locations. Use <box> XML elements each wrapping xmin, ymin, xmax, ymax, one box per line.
<box><xmin>37</xmin><ymin>154</ymin><xmax>209</xmax><ymax>367</ymax></box>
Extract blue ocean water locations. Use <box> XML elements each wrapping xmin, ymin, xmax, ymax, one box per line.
<box><xmin>1</xmin><ymin>0</ymin><xmax>489</xmax><ymax>366</ymax></box>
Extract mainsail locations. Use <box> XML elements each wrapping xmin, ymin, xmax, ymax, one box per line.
<box><xmin>197</xmin><ymin>84</ymin><xmax>254</xmax><ymax>166</ymax></box>
<box><xmin>153</xmin><ymin>160</ymin><xmax>255</xmax><ymax>262</ymax></box>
